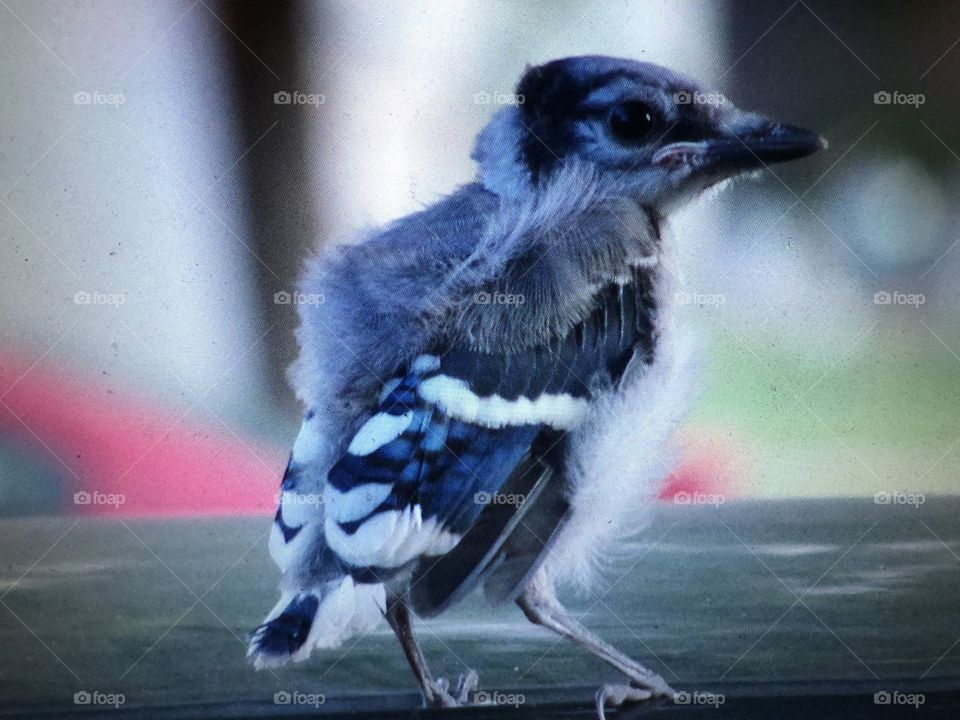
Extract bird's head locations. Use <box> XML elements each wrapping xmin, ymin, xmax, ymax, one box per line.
<box><xmin>473</xmin><ymin>55</ymin><xmax>825</xmax><ymax>212</ymax></box>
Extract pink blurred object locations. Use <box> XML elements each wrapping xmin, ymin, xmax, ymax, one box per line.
<box><xmin>0</xmin><ymin>351</ymin><xmax>284</xmax><ymax>516</ymax></box>
<box><xmin>659</xmin><ymin>429</ymin><xmax>747</xmax><ymax>503</ymax></box>
<box><xmin>1</xmin><ymin>351</ymin><xmax>743</xmax><ymax>516</ymax></box>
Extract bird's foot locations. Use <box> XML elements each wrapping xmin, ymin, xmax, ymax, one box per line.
<box><xmin>422</xmin><ymin>677</ymin><xmax>458</xmax><ymax>708</ymax></box>
<box><xmin>595</xmin><ymin>678</ymin><xmax>675</xmax><ymax>720</ymax></box>
<box><xmin>454</xmin><ymin>668</ymin><xmax>480</xmax><ymax>703</ymax></box>
<box><xmin>424</xmin><ymin>669</ymin><xmax>480</xmax><ymax>707</ymax></box>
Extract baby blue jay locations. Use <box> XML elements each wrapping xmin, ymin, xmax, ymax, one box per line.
<box><xmin>248</xmin><ymin>55</ymin><xmax>823</xmax><ymax>715</ymax></box>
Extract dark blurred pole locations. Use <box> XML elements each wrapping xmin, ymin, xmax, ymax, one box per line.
<box><xmin>217</xmin><ymin>0</ymin><xmax>325</xmax><ymax>410</ymax></box>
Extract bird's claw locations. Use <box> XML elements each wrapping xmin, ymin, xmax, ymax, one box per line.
<box><xmin>424</xmin><ymin>669</ymin><xmax>480</xmax><ymax>707</ymax></box>
<box><xmin>595</xmin><ymin>679</ymin><xmax>675</xmax><ymax>719</ymax></box>
<box><xmin>423</xmin><ymin>677</ymin><xmax>458</xmax><ymax>708</ymax></box>
<box><xmin>455</xmin><ymin>668</ymin><xmax>480</xmax><ymax>703</ymax></box>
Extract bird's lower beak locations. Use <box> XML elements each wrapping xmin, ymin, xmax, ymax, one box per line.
<box><xmin>653</xmin><ymin>119</ymin><xmax>827</xmax><ymax>178</ymax></box>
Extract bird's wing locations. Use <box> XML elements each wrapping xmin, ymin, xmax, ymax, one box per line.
<box><xmin>269</xmin><ymin>343</ymin><xmax>572</xmax><ymax>588</ymax></box>
<box><xmin>320</xmin><ymin>345</ymin><xmax>580</xmax><ymax>578</ymax></box>
<box><xmin>319</xmin><ymin>267</ymin><xmax>657</xmax><ymax>610</ymax></box>
<box><xmin>408</xmin><ymin>425</ymin><xmax>567</xmax><ymax>616</ymax></box>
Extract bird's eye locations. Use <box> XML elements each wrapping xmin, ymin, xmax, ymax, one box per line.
<box><xmin>607</xmin><ymin>101</ymin><xmax>657</xmax><ymax>144</ymax></box>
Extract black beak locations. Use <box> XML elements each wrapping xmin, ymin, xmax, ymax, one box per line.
<box><xmin>653</xmin><ymin>117</ymin><xmax>827</xmax><ymax>177</ymax></box>
<box><xmin>703</xmin><ymin>120</ymin><xmax>826</xmax><ymax>172</ymax></box>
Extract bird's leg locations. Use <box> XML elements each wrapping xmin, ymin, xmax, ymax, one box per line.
<box><xmin>517</xmin><ymin>570</ymin><xmax>675</xmax><ymax>715</ymax></box>
<box><xmin>385</xmin><ymin>596</ymin><xmax>473</xmax><ymax>707</ymax></box>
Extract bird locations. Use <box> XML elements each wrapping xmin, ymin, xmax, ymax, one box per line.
<box><xmin>247</xmin><ymin>55</ymin><xmax>824</xmax><ymax>717</ymax></box>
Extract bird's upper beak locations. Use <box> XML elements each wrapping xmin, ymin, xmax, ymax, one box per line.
<box><xmin>652</xmin><ymin>113</ymin><xmax>827</xmax><ymax>179</ymax></box>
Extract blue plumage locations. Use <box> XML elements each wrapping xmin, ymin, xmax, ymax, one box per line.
<box><xmin>320</xmin><ymin>266</ymin><xmax>658</xmax><ymax>576</ymax></box>
<box><xmin>250</xmin><ymin>593</ymin><xmax>318</xmax><ymax>656</ymax></box>
<box><xmin>325</xmin><ymin>364</ymin><xmax>539</xmax><ymax>553</ymax></box>
<box><xmin>274</xmin><ymin>506</ymin><xmax>301</xmax><ymax>543</ymax></box>
<box><xmin>249</xmin><ymin>55</ymin><xmax>824</xmax><ymax>714</ymax></box>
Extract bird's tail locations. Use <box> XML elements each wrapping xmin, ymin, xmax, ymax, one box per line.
<box><xmin>247</xmin><ymin>576</ymin><xmax>386</xmax><ymax>669</ymax></box>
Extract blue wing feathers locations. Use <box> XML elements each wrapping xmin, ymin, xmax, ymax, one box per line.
<box><xmin>320</xmin><ymin>344</ymin><xmax>556</xmax><ymax>568</ymax></box>
<box><xmin>276</xmin><ymin>268</ymin><xmax>657</xmax><ymax>584</ymax></box>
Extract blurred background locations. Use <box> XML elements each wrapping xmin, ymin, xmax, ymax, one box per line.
<box><xmin>2</xmin><ymin>0</ymin><xmax>960</xmax><ymax>713</ymax></box>
<box><xmin>1</xmin><ymin>0</ymin><xmax>959</xmax><ymax>516</ymax></box>
<box><xmin>3</xmin><ymin>0</ymin><xmax>959</xmax><ymax>519</ymax></box>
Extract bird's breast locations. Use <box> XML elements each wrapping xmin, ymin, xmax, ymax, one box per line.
<box><xmin>573</xmin><ymin>263</ymin><xmax>660</xmax><ymax>392</ymax></box>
